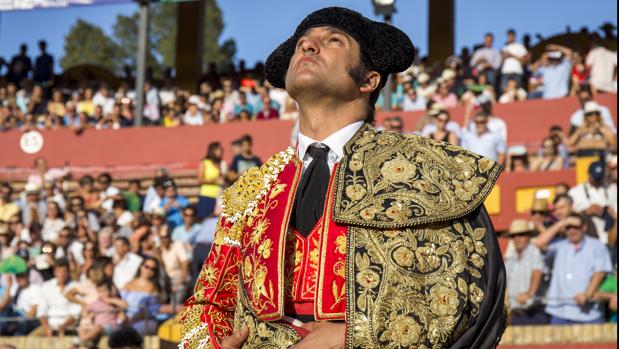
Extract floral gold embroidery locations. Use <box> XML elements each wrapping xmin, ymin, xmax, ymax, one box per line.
<box><xmin>380</xmin><ymin>154</ymin><xmax>417</xmax><ymax>183</ymax></box>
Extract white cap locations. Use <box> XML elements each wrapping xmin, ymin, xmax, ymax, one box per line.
<box><xmin>441</xmin><ymin>69</ymin><xmax>456</xmax><ymax>81</ymax></box>
<box><xmin>24</xmin><ymin>182</ymin><xmax>40</xmax><ymax>194</ymax></box>
<box><xmin>584</xmin><ymin>101</ymin><xmax>600</xmax><ymax>114</ymax></box>
<box><xmin>417</xmin><ymin>72</ymin><xmax>430</xmax><ymax>84</ymax></box>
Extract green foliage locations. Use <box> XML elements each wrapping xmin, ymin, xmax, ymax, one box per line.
<box><xmin>60</xmin><ymin>19</ymin><xmax>121</xmax><ymax>73</ymax></box>
<box><xmin>60</xmin><ymin>0</ymin><xmax>236</xmax><ymax>76</ymax></box>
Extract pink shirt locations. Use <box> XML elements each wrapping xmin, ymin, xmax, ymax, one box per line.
<box><xmin>88</xmin><ymin>299</ymin><xmax>118</xmax><ymax>327</ymax></box>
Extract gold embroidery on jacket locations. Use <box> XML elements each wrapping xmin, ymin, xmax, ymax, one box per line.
<box><xmin>346</xmin><ymin>218</ymin><xmax>488</xmax><ymax>348</ymax></box>
<box><xmin>333</xmin><ymin>126</ymin><xmax>502</xmax><ymax>228</ymax></box>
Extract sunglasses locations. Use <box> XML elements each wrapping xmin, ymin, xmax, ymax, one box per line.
<box><xmin>565</xmin><ymin>224</ymin><xmax>582</xmax><ymax>230</ymax></box>
<box><xmin>530</xmin><ymin>210</ymin><xmax>548</xmax><ymax>215</ymax></box>
<box><xmin>142</xmin><ymin>264</ymin><xmax>157</xmax><ymax>271</ymax></box>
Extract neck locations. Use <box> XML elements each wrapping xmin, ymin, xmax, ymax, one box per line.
<box><xmin>297</xmin><ymin>99</ymin><xmax>366</xmax><ymax>141</ymax></box>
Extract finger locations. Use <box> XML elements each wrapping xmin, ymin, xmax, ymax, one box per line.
<box><xmin>222</xmin><ymin>326</ymin><xmax>249</xmax><ymax>349</ymax></box>
<box><xmin>301</xmin><ymin>321</ymin><xmax>319</xmax><ymax>332</ymax></box>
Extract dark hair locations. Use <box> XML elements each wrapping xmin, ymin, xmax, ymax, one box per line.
<box><xmin>541</xmin><ymin>137</ymin><xmax>559</xmax><ymax>155</ymax></box>
<box><xmin>108</xmin><ymin>326</ymin><xmax>143</xmax><ymax>349</ymax></box>
<box><xmin>114</xmin><ymin>236</ymin><xmax>130</xmax><ymax>246</ymax></box>
<box><xmin>507</xmin><ymin>29</ymin><xmax>516</xmax><ymax>35</ymax></box>
<box><xmin>112</xmin><ymin>199</ymin><xmax>126</xmax><ymax>210</ymax></box>
<box><xmin>348</xmin><ymin>52</ymin><xmax>378</xmax><ymax>124</ymax></box>
<box><xmin>129</xmin><ymin>179</ymin><xmax>141</xmax><ymax>188</ymax></box>
<box><xmin>205</xmin><ymin>142</ymin><xmax>223</xmax><ymax>162</ymax></box>
<box><xmin>136</xmin><ymin>256</ymin><xmax>161</xmax><ymax>292</ymax></box>
<box><xmin>239</xmin><ymin>134</ymin><xmax>253</xmax><ymax>145</ymax></box>
<box><xmin>54</xmin><ymin>257</ymin><xmax>70</xmax><ymax>270</ymax></box>
<box><xmin>98</xmin><ymin>172</ymin><xmax>112</xmax><ymax>183</ymax></box>
<box><xmin>96</xmin><ymin>278</ymin><xmax>114</xmax><ymax>290</ymax></box>
<box><xmin>553</xmin><ymin>193</ymin><xmax>573</xmax><ymax>206</ymax></box>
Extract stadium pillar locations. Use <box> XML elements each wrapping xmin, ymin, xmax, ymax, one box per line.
<box><xmin>428</xmin><ymin>0</ymin><xmax>455</xmax><ymax>64</ymax></box>
<box><xmin>175</xmin><ymin>0</ymin><xmax>204</xmax><ymax>92</ymax></box>
<box><xmin>134</xmin><ymin>0</ymin><xmax>150</xmax><ymax>126</ymax></box>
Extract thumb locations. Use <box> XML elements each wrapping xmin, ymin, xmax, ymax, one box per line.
<box><xmin>222</xmin><ymin>326</ymin><xmax>249</xmax><ymax>349</ymax></box>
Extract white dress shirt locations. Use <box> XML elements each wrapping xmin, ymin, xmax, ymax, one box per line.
<box><xmin>113</xmin><ymin>252</ymin><xmax>143</xmax><ymax>289</ymax></box>
<box><xmin>297</xmin><ymin>121</ymin><xmax>364</xmax><ymax>173</ymax></box>
<box><xmin>36</xmin><ymin>279</ymin><xmax>81</xmax><ymax>330</ymax></box>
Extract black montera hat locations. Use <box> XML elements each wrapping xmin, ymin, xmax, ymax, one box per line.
<box><xmin>264</xmin><ymin>7</ymin><xmax>415</xmax><ymax>102</ymax></box>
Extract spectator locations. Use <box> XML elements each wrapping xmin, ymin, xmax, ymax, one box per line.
<box><xmin>234</xmin><ymin>92</ymin><xmax>254</xmax><ymax>118</ymax></box>
<box><xmin>77</xmin><ymin>279</ymin><xmax>126</xmax><ymax>348</ymax></box>
<box><xmin>8</xmin><ymin>44</ymin><xmax>31</xmax><ymax>84</ymax></box>
<box><xmin>20</xmin><ymin>183</ymin><xmax>46</xmax><ymax>225</ymax></box>
<box><xmin>432</xmin><ymin>81</ymin><xmax>458</xmax><ymax>108</ymax></box>
<box><xmin>401</xmin><ymin>84</ymin><xmax>426</xmax><ymax>111</ymax></box>
<box><xmin>529</xmin><ymin>198</ymin><xmax>553</xmax><ymax>229</ymax></box>
<box><xmin>120</xmin><ymin>257</ymin><xmax>167</xmax><ymax>335</ymax></box>
<box><xmin>95</xmin><ymin>173</ymin><xmax>121</xmax><ymax>213</ymax></box>
<box><xmin>0</xmin><ymin>183</ymin><xmax>20</xmax><ymax>223</ymax></box>
<box><xmin>427</xmin><ymin>110</ymin><xmax>459</xmax><ymax>145</ymax></box>
<box><xmin>160</xmin><ymin>179</ymin><xmax>189</xmax><ymax>230</ymax></box>
<box><xmin>500</xmin><ymin>29</ymin><xmax>528</xmax><ymax>92</ymax></box>
<box><xmin>415</xmin><ymin>72</ymin><xmax>436</xmax><ymax>100</ymax></box>
<box><xmin>77</xmin><ymin>175</ymin><xmax>100</xmax><ymax>212</ymax></box>
<box><xmin>464</xmin><ymin>98</ymin><xmax>507</xmax><ymax>142</ymax></box>
<box><xmin>107</xmin><ymin>326</ymin><xmax>143</xmax><ymax>349</ymax></box>
<box><xmin>504</xmin><ymin>219</ymin><xmax>546</xmax><ymax>325</ymax></box>
<box><xmin>498</xmin><ymin>77</ymin><xmax>527</xmax><ymax>103</ymax></box>
<box><xmin>461</xmin><ymin>112</ymin><xmax>506</xmax><ymax>163</ymax></box>
<box><xmin>568</xmin><ymin>102</ymin><xmax>616</xmax><ymax>158</ymax></box>
<box><xmin>594</xmin><ymin>269</ymin><xmax>617</xmax><ymax>323</ymax></box>
<box><xmin>531</xmin><ymin>44</ymin><xmax>573</xmax><ymax>99</ymax></box>
<box><xmin>569</xmin><ymin>161</ymin><xmax>615</xmax><ymax>244</ymax></box>
<box><xmin>586</xmin><ymin>38</ymin><xmax>618</xmax><ymax>93</ymax></box>
<box><xmin>197</xmin><ymin>142</ymin><xmax>226</xmax><ymax>219</ymax></box>
<box><xmin>11</xmin><ymin>271</ymin><xmax>41</xmax><ymax>335</ymax></box>
<box><xmin>171</xmin><ymin>206</ymin><xmax>201</xmax><ymax>245</ymax></box>
<box><xmin>47</xmin><ymin>89</ymin><xmax>67</xmax><ymax>119</ymax></box>
<box><xmin>113</xmin><ymin>199</ymin><xmax>134</xmax><ymax>228</ymax></box>
<box><xmin>112</xmin><ymin>237</ymin><xmax>143</xmax><ymax>289</ymax></box>
<box><xmin>470</xmin><ymin>32</ymin><xmax>502</xmax><ymax>86</ymax></box>
<box><xmin>92</xmin><ymin>86</ymin><xmax>115</xmax><ymax>116</ymax></box>
<box><xmin>546</xmin><ymin>125</ymin><xmax>571</xmax><ymax>169</ymax></box>
<box><xmin>41</xmin><ymin>201</ymin><xmax>65</xmax><ymax>242</ymax></box>
<box><xmin>569</xmin><ymin>88</ymin><xmax>616</xmax><ymax>134</ymax></box>
<box><xmin>158</xmin><ymin>228</ymin><xmax>190</xmax><ymax>305</ymax></box>
<box><xmin>530</xmin><ymin>137</ymin><xmax>564</xmax><ymax>171</ymax></box>
<box><xmin>26</xmin><ymin>157</ymin><xmax>68</xmax><ymax>188</ymax></box>
<box><xmin>143</xmin><ymin>176</ymin><xmax>167</xmax><ymax>214</ymax></box>
<box><xmin>535</xmin><ymin>214</ymin><xmax>612</xmax><ymax>324</ymax></box>
<box><xmin>123</xmin><ymin>179</ymin><xmax>143</xmax><ymax>213</ymax></box>
<box><xmin>382</xmin><ymin>116</ymin><xmax>404</xmax><ymax>133</ymax></box>
<box><xmin>143</xmin><ymin>82</ymin><xmax>160</xmax><ymax>124</ymax></box>
<box><xmin>228</xmin><ymin>135</ymin><xmax>262</xmax><ymax>183</ymax></box>
<box><xmin>570</xmin><ymin>52</ymin><xmax>589</xmax><ymax>96</ymax></box>
<box><xmin>33</xmin><ymin>41</ymin><xmax>53</xmax><ymax>86</ymax></box>
<box><xmin>182</xmin><ymin>103</ymin><xmax>204</xmax><ymax>126</ymax></box>
<box><xmin>256</xmin><ymin>95</ymin><xmax>280</xmax><ymax>120</ymax></box>
<box><xmin>77</xmin><ymin>88</ymin><xmax>96</xmax><ymax>117</ymax></box>
<box><xmin>32</xmin><ymin>258</ymin><xmax>81</xmax><ymax>336</ymax></box>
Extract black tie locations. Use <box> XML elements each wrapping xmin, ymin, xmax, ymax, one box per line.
<box><xmin>292</xmin><ymin>144</ymin><xmax>331</xmax><ymax>236</ymax></box>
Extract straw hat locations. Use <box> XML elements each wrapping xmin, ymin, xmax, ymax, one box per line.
<box><xmin>507</xmin><ymin>219</ymin><xmax>536</xmax><ymax>236</ymax></box>
<box><xmin>530</xmin><ymin>198</ymin><xmax>549</xmax><ymax>213</ymax></box>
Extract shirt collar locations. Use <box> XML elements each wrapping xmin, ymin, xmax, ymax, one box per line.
<box><xmin>297</xmin><ymin>121</ymin><xmax>364</xmax><ymax>162</ymax></box>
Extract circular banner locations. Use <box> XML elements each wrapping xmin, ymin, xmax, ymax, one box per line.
<box><xmin>20</xmin><ymin>130</ymin><xmax>44</xmax><ymax>154</ymax></box>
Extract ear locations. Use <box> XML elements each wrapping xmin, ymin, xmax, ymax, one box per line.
<box><xmin>359</xmin><ymin>71</ymin><xmax>381</xmax><ymax>95</ymax></box>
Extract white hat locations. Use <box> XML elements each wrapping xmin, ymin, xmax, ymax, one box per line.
<box><xmin>584</xmin><ymin>101</ymin><xmax>600</xmax><ymax>114</ymax></box>
<box><xmin>417</xmin><ymin>72</ymin><xmax>430</xmax><ymax>84</ymax></box>
<box><xmin>441</xmin><ymin>69</ymin><xmax>456</xmax><ymax>81</ymax></box>
<box><xmin>24</xmin><ymin>183</ymin><xmax>40</xmax><ymax>194</ymax></box>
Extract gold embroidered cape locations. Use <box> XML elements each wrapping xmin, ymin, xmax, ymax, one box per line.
<box><xmin>180</xmin><ymin>124</ymin><xmax>508</xmax><ymax>349</ymax></box>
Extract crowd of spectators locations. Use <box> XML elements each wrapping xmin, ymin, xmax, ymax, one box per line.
<box><xmin>0</xmin><ymin>27</ymin><xmax>616</xmax><ymax>133</ymax></box>
<box><xmin>0</xmin><ymin>24</ymin><xmax>617</xmax><ymax>347</ymax></box>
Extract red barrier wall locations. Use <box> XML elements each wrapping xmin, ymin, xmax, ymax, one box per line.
<box><xmin>0</xmin><ymin>94</ymin><xmax>616</xmax><ymax>170</ymax></box>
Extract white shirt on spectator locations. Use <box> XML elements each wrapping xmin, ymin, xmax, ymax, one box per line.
<box><xmin>113</xmin><ymin>252</ymin><xmax>143</xmax><ymax>289</ymax></box>
<box><xmin>421</xmin><ymin>121</ymin><xmax>463</xmax><ymax>140</ymax></box>
<box><xmin>15</xmin><ymin>283</ymin><xmax>42</xmax><ymax>316</ymax></box>
<box><xmin>586</xmin><ymin>46</ymin><xmax>618</xmax><ymax>93</ymax></box>
<box><xmin>498</xmin><ymin>88</ymin><xmax>527</xmax><ymax>104</ymax></box>
<box><xmin>467</xmin><ymin>116</ymin><xmax>508</xmax><ymax>142</ymax></box>
<box><xmin>570</xmin><ymin>104</ymin><xmax>616</xmax><ymax>134</ymax></box>
<box><xmin>568</xmin><ymin>182</ymin><xmax>613</xmax><ymax>244</ymax></box>
<box><xmin>42</xmin><ymin>218</ymin><xmax>65</xmax><ymax>242</ymax></box>
<box><xmin>501</xmin><ymin>43</ymin><xmax>527</xmax><ymax>74</ymax></box>
<box><xmin>92</xmin><ymin>92</ymin><xmax>115</xmax><ymax>115</ymax></box>
<box><xmin>461</xmin><ymin>129</ymin><xmax>506</xmax><ymax>161</ymax></box>
<box><xmin>401</xmin><ymin>94</ymin><xmax>427</xmax><ymax>111</ymax></box>
<box><xmin>101</xmin><ymin>186</ymin><xmax>121</xmax><ymax>213</ymax></box>
<box><xmin>183</xmin><ymin>110</ymin><xmax>204</xmax><ymax>126</ymax></box>
<box><xmin>471</xmin><ymin>47</ymin><xmax>502</xmax><ymax>70</ymax></box>
<box><xmin>159</xmin><ymin>89</ymin><xmax>176</xmax><ymax>106</ymax></box>
<box><xmin>36</xmin><ymin>278</ymin><xmax>81</xmax><ymax>330</ymax></box>
<box><xmin>116</xmin><ymin>211</ymin><xmax>134</xmax><ymax>227</ymax></box>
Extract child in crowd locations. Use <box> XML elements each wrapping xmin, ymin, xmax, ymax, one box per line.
<box><xmin>76</xmin><ymin>280</ymin><xmax>127</xmax><ymax>348</ymax></box>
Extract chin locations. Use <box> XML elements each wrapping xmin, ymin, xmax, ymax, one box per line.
<box><xmin>285</xmin><ymin>73</ymin><xmax>321</xmax><ymax>99</ymax></box>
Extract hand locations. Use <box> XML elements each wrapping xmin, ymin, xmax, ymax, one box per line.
<box><xmin>44</xmin><ymin>327</ymin><xmax>53</xmax><ymax>337</ymax></box>
<box><xmin>516</xmin><ymin>292</ymin><xmax>530</xmax><ymax>305</ymax></box>
<box><xmin>221</xmin><ymin>326</ymin><xmax>249</xmax><ymax>349</ymax></box>
<box><xmin>574</xmin><ymin>293</ymin><xmax>589</xmax><ymax>306</ymax></box>
<box><xmin>291</xmin><ymin>322</ymin><xmax>346</xmax><ymax>349</ymax></box>
<box><xmin>586</xmin><ymin>204</ymin><xmax>605</xmax><ymax>217</ymax></box>
<box><xmin>563</xmin><ymin>216</ymin><xmax>584</xmax><ymax>227</ymax></box>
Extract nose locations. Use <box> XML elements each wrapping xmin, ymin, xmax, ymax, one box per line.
<box><xmin>300</xmin><ymin>37</ymin><xmax>319</xmax><ymax>55</ymax></box>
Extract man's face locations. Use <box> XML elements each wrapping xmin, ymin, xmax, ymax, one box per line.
<box><xmin>565</xmin><ymin>219</ymin><xmax>585</xmax><ymax>243</ymax></box>
<box><xmin>513</xmin><ymin>234</ymin><xmax>530</xmax><ymax>252</ymax></box>
<box><xmin>484</xmin><ymin>34</ymin><xmax>493</xmax><ymax>47</ymax></box>
<box><xmin>553</xmin><ymin>198</ymin><xmax>572</xmax><ymax>220</ymax></box>
<box><xmin>54</xmin><ymin>266</ymin><xmax>70</xmax><ymax>284</ymax></box>
<box><xmin>241</xmin><ymin>140</ymin><xmax>252</xmax><ymax>154</ymax></box>
<box><xmin>507</xmin><ymin>32</ymin><xmax>516</xmax><ymax>43</ymax></box>
<box><xmin>285</xmin><ymin>26</ymin><xmax>363</xmax><ymax>101</ymax></box>
<box><xmin>114</xmin><ymin>240</ymin><xmax>129</xmax><ymax>257</ymax></box>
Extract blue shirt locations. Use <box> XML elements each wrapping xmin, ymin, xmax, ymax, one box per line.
<box><xmin>160</xmin><ymin>195</ymin><xmax>189</xmax><ymax>230</ymax></box>
<box><xmin>171</xmin><ymin>223</ymin><xmax>202</xmax><ymax>245</ymax></box>
<box><xmin>194</xmin><ymin>217</ymin><xmax>219</xmax><ymax>244</ymax></box>
<box><xmin>538</xmin><ymin>59</ymin><xmax>572</xmax><ymax>99</ymax></box>
<box><xmin>544</xmin><ymin>236</ymin><xmax>612</xmax><ymax>322</ymax></box>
